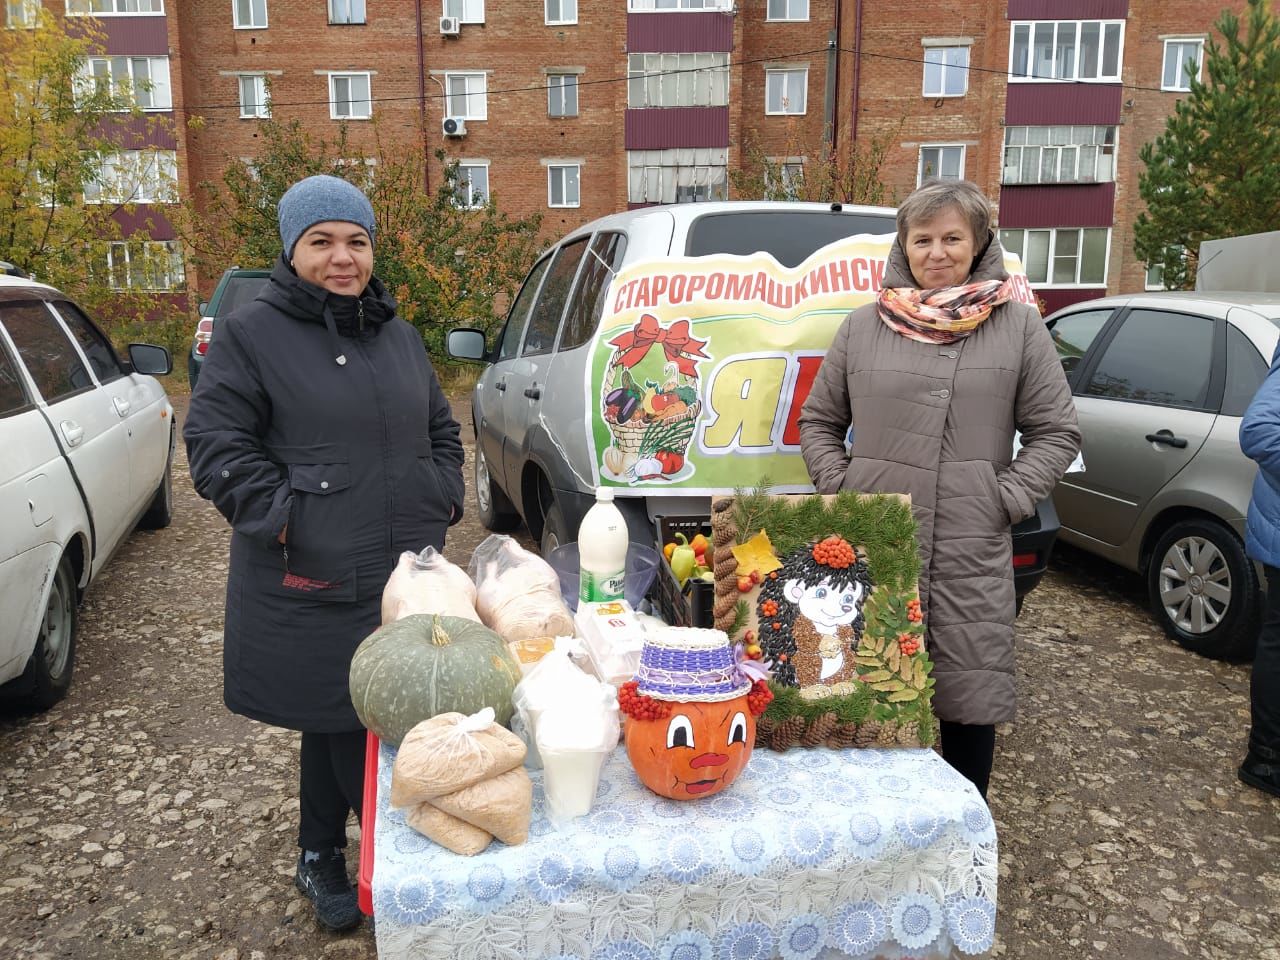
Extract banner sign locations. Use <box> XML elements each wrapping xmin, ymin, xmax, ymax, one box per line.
<box><xmin>585</xmin><ymin>233</ymin><xmax>1036</xmax><ymax>496</ymax></box>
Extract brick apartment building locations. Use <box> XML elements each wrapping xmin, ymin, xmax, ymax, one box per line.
<box><xmin>20</xmin><ymin>0</ymin><xmax>1243</xmax><ymax>309</ymax></box>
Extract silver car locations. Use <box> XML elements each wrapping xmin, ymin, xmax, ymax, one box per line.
<box><xmin>1046</xmin><ymin>291</ymin><xmax>1280</xmax><ymax>660</ymax></box>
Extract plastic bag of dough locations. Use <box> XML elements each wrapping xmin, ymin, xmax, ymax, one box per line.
<box><xmin>468</xmin><ymin>535</ymin><xmax>574</xmax><ymax>643</ymax></box>
<box><xmin>428</xmin><ymin>766</ymin><xmax>532</xmax><ymax>845</ymax></box>
<box><xmin>391</xmin><ymin>708</ymin><xmax>526</xmax><ymax>808</ymax></box>
<box><xmin>381</xmin><ymin>546</ymin><xmax>480</xmax><ymax>624</ymax></box>
<box><xmin>404</xmin><ymin>801</ymin><xmax>492</xmax><ymax>856</ymax></box>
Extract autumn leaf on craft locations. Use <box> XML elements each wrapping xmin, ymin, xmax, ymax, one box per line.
<box><xmin>731</xmin><ymin>530</ymin><xmax>783</xmax><ymax>578</ymax></box>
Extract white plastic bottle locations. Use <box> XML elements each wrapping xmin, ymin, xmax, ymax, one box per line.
<box><xmin>578</xmin><ymin>488</ymin><xmax>628</xmax><ymax>604</ymax></box>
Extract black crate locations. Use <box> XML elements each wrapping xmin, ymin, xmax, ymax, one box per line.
<box><xmin>647</xmin><ymin>515</ymin><xmax>715</xmax><ymax>628</ymax></box>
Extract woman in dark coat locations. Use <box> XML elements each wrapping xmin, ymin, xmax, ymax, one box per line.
<box><xmin>798</xmin><ymin>179</ymin><xmax>1080</xmax><ymax>800</ymax></box>
<box><xmin>184</xmin><ymin>175</ymin><xmax>465</xmax><ymax>932</ymax></box>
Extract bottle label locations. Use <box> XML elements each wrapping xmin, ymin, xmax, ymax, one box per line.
<box><xmin>580</xmin><ymin>567</ymin><xmax>626</xmax><ymax>602</ymax></box>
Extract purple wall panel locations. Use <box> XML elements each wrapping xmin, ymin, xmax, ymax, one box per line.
<box><xmin>626</xmin><ymin>12</ymin><xmax>734</xmax><ymax>52</ymax></box>
<box><xmin>103</xmin><ymin>17</ymin><xmax>170</xmax><ymax>55</ymax></box>
<box><xmin>114</xmin><ymin>207</ymin><xmax>175</xmax><ymax>240</ymax></box>
<box><xmin>999</xmin><ymin>183</ymin><xmax>1116</xmax><ymax>227</ymax></box>
<box><xmin>97</xmin><ymin>115</ymin><xmax>177</xmax><ymax>150</ymax></box>
<box><xmin>1005</xmin><ymin>84</ymin><xmax>1123</xmax><ymax>125</ymax></box>
<box><xmin>1007</xmin><ymin>0</ymin><xmax>1128</xmax><ymax>19</ymax></box>
<box><xmin>625</xmin><ymin>107</ymin><xmax>730</xmax><ymax>149</ymax></box>
<box><xmin>1039</xmin><ymin>288</ymin><xmax>1107</xmax><ymax>314</ymax></box>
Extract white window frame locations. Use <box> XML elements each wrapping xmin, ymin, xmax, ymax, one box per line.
<box><xmin>444</xmin><ymin>72</ymin><xmax>488</xmax><ymax>120</ymax></box>
<box><xmin>917</xmin><ymin>144</ymin><xmax>966</xmax><ymax>184</ymax></box>
<box><xmin>66</xmin><ymin>0</ymin><xmax>164</xmax><ymax>14</ymax></box>
<box><xmin>627</xmin><ymin>147</ymin><xmax>728</xmax><ymax>205</ymax></box>
<box><xmin>766</xmin><ymin>0</ymin><xmax>808</xmax><ymax>22</ymax></box>
<box><xmin>82</xmin><ymin>56</ymin><xmax>172</xmax><ymax>111</ymax></box>
<box><xmin>329</xmin><ymin>0</ymin><xmax>365</xmax><ymax>24</ymax></box>
<box><xmin>232</xmin><ymin>0</ymin><xmax>267</xmax><ymax>29</ymax></box>
<box><xmin>1002</xmin><ymin>125</ymin><xmax>1118</xmax><ymax>185</ymax></box>
<box><xmin>236</xmin><ymin>74</ymin><xmax>270</xmax><ymax>118</ymax></box>
<box><xmin>7</xmin><ymin>1</ymin><xmax>40</xmax><ymax>26</ymax></box>
<box><xmin>627</xmin><ymin>0</ymin><xmax>732</xmax><ymax>9</ymax></box>
<box><xmin>547</xmin><ymin>73</ymin><xmax>579</xmax><ymax>117</ymax></box>
<box><xmin>83</xmin><ymin>150</ymin><xmax>178</xmax><ymax>205</ymax></box>
<box><xmin>328</xmin><ymin>72</ymin><xmax>372</xmax><ymax>120</ymax></box>
<box><xmin>764</xmin><ymin>67</ymin><xmax>808</xmax><ymax>116</ymax></box>
<box><xmin>922</xmin><ymin>41</ymin><xmax>970</xmax><ymax>97</ymax></box>
<box><xmin>1145</xmin><ymin>262</ymin><xmax>1166</xmax><ymax>291</ymax></box>
<box><xmin>104</xmin><ymin>240</ymin><xmax>184</xmax><ymax>291</ymax></box>
<box><xmin>627</xmin><ymin>52</ymin><xmax>730</xmax><ymax>108</ymax></box>
<box><xmin>545</xmin><ymin>0</ymin><xmax>576</xmax><ymax>25</ymax></box>
<box><xmin>1009</xmin><ymin>20</ymin><xmax>1125</xmax><ymax>83</ymax></box>
<box><xmin>1162</xmin><ymin>38</ymin><xmax>1204</xmax><ymax>92</ymax></box>
<box><xmin>765</xmin><ymin>156</ymin><xmax>806</xmax><ymax>198</ymax></box>
<box><xmin>454</xmin><ymin>161</ymin><xmax>490</xmax><ymax>210</ymax></box>
<box><xmin>999</xmin><ymin>227</ymin><xmax>1111</xmax><ymax>287</ymax></box>
<box><xmin>547</xmin><ymin>163</ymin><xmax>581</xmax><ymax>208</ymax></box>
<box><xmin>443</xmin><ymin>0</ymin><xmax>483</xmax><ymax>24</ymax></box>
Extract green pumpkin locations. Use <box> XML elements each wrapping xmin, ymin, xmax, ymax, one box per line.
<box><xmin>349</xmin><ymin>614</ymin><xmax>521</xmax><ymax>747</ymax></box>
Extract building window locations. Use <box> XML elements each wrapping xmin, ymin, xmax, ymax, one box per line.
<box><xmin>548</xmin><ymin>164</ymin><xmax>580</xmax><ymax>208</ymax></box>
<box><xmin>66</xmin><ymin>0</ymin><xmax>163</xmax><ymax>13</ymax></box>
<box><xmin>999</xmin><ymin>228</ymin><xmax>1109</xmax><ymax>285</ymax></box>
<box><xmin>82</xmin><ymin>56</ymin><xmax>172</xmax><ymax>110</ymax></box>
<box><xmin>444</xmin><ymin>72</ymin><xmax>487</xmax><ymax>120</ymax></box>
<box><xmin>103</xmin><ymin>240</ymin><xmax>184</xmax><ymax>291</ymax></box>
<box><xmin>627</xmin><ymin>0</ymin><xmax>732</xmax><ymax>9</ymax></box>
<box><xmin>922</xmin><ymin>44</ymin><xmax>969</xmax><ymax>97</ymax></box>
<box><xmin>918</xmin><ymin>145</ymin><xmax>965</xmax><ymax>183</ymax></box>
<box><xmin>454</xmin><ymin>162</ymin><xmax>489</xmax><ymax>209</ymax></box>
<box><xmin>1002</xmin><ymin>126</ymin><xmax>1116</xmax><ymax>184</ymax></box>
<box><xmin>329</xmin><ymin>72</ymin><xmax>372</xmax><ymax>119</ymax></box>
<box><xmin>329</xmin><ymin>0</ymin><xmax>364</xmax><ymax>23</ymax></box>
<box><xmin>627</xmin><ymin>53</ymin><xmax>729</xmax><ymax>108</ymax></box>
<box><xmin>83</xmin><ymin>150</ymin><xmax>178</xmax><ymax>204</ymax></box>
<box><xmin>547</xmin><ymin>74</ymin><xmax>579</xmax><ymax>117</ymax></box>
<box><xmin>765</xmin><ymin>67</ymin><xmax>807</xmax><ymax>115</ymax></box>
<box><xmin>545</xmin><ymin>0</ymin><xmax>575</xmax><ymax>25</ymax></box>
<box><xmin>766</xmin><ymin>0</ymin><xmax>808</xmax><ymax>21</ymax></box>
<box><xmin>238</xmin><ymin>74</ymin><xmax>270</xmax><ymax>118</ymax></box>
<box><xmin>627</xmin><ymin>147</ymin><xmax>728</xmax><ymax>204</ymax></box>
<box><xmin>1145</xmin><ymin>262</ymin><xmax>1165</xmax><ymax>291</ymax></box>
<box><xmin>766</xmin><ymin>157</ymin><xmax>805</xmax><ymax>198</ymax></box>
<box><xmin>443</xmin><ymin>0</ymin><xmax>483</xmax><ymax>24</ymax></box>
<box><xmin>233</xmin><ymin>0</ymin><xmax>267</xmax><ymax>28</ymax></box>
<box><xmin>1010</xmin><ymin>20</ymin><xmax>1124</xmax><ymax>82</ymax></box>
<box><xmin>1162</xmin><ymin>39</ymin><xmax>1203</xmax><ymax>91</ymax></box>
<box><xmin>6</xmin><ymin>1</ymin><xmax>40</xmax><ymax>26</ymax></box>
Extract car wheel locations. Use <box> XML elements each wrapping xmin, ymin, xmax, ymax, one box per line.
<box><xmin>139</xmin><ymin>429</ymin><xmax>174</xmax><ymax>530</ymax></box>
<box><xmin>20</xmin><ymin>555</ymin><xmax>78</xmax><ymax>710</ymax></box>
<box><xmin>540</xmin><ymin>499</ymin><xmax>570</xmax><ymax>557</ymax></box>
<box><xmin>474</xmin><ymin>446</ymin><xmax>519</xmax><ymax>532</ymax></box>
<box><xmin>1147</xmin><ymin>518</ymin><xmax>1261</xmax><ymax>661</ymax></box>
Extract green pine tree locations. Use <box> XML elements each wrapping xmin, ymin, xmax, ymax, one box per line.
<box><xmin>1134</xmin><ymin>0</ymin><xmax>1280</xmax><ymax>290</ymax></box>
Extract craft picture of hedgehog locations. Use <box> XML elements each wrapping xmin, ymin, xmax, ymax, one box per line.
<box><xmin>754</xmin><ymin>537</ymin><xmax>875</xmax><ymax>690</ymax></box>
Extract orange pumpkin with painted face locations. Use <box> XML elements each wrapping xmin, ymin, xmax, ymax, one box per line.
<box><xmin>624</xmin><ymin>694</ymin><xmax>756</xmax><ymax>800</ymax></box>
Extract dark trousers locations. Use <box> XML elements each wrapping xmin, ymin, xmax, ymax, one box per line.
<box><xmin>1248</xmin><ymin>567</ymin><xmax>1280</xmax><ymax>760</ymax></box>
<box><xmin>298</xmin><ymin>730</ymin><xmax>367</xmax><ymax>852</ymax></box>
<box><xmin>939</xmin><ymin>720</ymin><xmax>996</xmax><ymax>800</ymax></box>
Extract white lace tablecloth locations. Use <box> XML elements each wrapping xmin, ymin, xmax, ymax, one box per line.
<box><xmin>371</xmin><ymin>743</ymin><xmax>997</xmax><ymax>960</ymax></box>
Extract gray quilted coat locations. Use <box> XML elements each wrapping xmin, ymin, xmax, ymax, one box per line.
<box><xmin>797</xmin><ymin>235</ymin><xmax>1081</xmax><ymax>725</ymax></box>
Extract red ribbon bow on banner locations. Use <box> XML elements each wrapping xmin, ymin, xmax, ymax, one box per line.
<box><xmin>608</xmin><ymin>314</ymin><xmax>709</xmax><ymax>376</ymax></box>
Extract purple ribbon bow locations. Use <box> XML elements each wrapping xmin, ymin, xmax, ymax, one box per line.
<box><xmin>733</xmin><ymin>643</ymin><xmax>773</xmax><ymax>685</ymax></box>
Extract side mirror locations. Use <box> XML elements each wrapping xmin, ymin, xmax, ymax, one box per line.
<box><xmin>198</xmin><ymin>301</ymin><xmax>209</xmax><ymax>316</ymax></box>
<box><xmin>447</xmin><ymin>327</ymin><xmax>488</xmax><ymax>363</ymax></box>
<box><xmin>128</xmin><ymin>343</ymin><xmax>173</xmax><ymax>376</ymax></box>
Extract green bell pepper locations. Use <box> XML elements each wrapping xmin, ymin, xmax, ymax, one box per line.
<box><xmin>670</xmin><ymin>533</ymin><xmax>697</xmax><ymax>586</ymax></box>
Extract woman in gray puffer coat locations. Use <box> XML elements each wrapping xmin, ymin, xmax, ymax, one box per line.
<box><xmin>798</xmin><ymin>179</ymin><xmax>1080</xmax><ymax>799</ymax></box>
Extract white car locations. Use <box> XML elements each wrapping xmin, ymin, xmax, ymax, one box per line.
<box><xmin>0</xmin><ymin>276</ymin><xmax>174</xmax><ymax>709</ymax></box>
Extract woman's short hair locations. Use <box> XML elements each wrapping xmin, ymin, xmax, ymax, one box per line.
<box><xmin>896</xmin><ymin>179</ymin><xmax>992</xmax><ymax>247</ymax></box>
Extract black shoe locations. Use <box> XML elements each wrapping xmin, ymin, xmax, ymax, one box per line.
<box><xmin>1238</xmin><ymin>751</ymin><xmax>1280</xmax><ymax>799</ymax></box>
<box><xmin>295</xmin><ymin>850</ymin><xmax>361</xmax><ymax>932</ymax></box>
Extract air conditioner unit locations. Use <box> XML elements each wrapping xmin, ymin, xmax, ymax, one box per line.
<box><xmin>439</xmin><ymin>15</ymin><xmax>460</xmax><ymax>35</ymax></box>
<box><xmin>442</xmin><ymin>116</ymin><xmax>467</xmax><ymax>137</ymax></box>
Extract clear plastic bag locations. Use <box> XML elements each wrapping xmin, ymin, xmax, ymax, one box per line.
<box><xmin>381</xmin><ymin>546</ymin><xmax>480</xmax><ymax>624</ymax></box>
<box><xmin>468</xmin><ymin>535</ymin><xmax>574</xmax><ymax>643</ymax></box>
<box><xmin>390</xmin><ymin>708</ymin><xmax>527</xmax><ymax>808</ymax></box>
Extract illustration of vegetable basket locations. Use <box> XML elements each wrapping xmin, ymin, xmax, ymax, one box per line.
<box><xmin>601</xmin><ymin>314</ymin><xmax>708</xmax><ymax>482</ymax></box>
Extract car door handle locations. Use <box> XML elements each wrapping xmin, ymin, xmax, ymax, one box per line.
<box><xmin>524</xmin><ymin>386</ymin><xmax>541</xmax><ymax>400</ymax></box>
<box><xmin>113</xmin><ymin>396</ymin><xmax>130</xmax><ymax>417</ymax></box>
<box><xmin>1145</xmin><ymin>431</ymin><xmax>1188</xmax><ymax>449</ymax></box>
<box><xmin>494</xmin><ymin>380</ymin><xmax>506</xmax><ymax>392</ymax></box>
<box><xmin>60</xmin><ymin>419</ymin><xmax>84</xmax><ymax>447</ymax></box>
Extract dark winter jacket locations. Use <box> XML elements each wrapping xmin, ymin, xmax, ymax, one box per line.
<box><xmin>797</xmin><ymin>236</ymin><xmax>1080</xmax><ymax>725</ymax></box>
<box><xmin>184</xmin><ymin>255</ymin><xmax>466</xmax><ymax>732</ymax></box>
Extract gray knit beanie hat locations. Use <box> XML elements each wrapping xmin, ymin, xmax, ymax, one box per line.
<box><xmin>277</xmin><ymin>174</ymin><xmax>376</xmax><ymax>260</ymax></box>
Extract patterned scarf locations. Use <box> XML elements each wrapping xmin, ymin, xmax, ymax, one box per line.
<box><xmin>877</xmin><ymin>278</ymin><xmax>1015</xmax><ymax>345</ymax></box>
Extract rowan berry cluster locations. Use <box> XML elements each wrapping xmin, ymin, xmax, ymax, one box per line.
<box><xmin>618</xmin><ymin>680</ymin><xmax>671</xmax><ymax>721</ymax></box>
<box><xmin>906</xmin><ymin>598</ymin><xmax>923</xmax><ymax>623</ymax></box>
<box><xmin>897</xmin><ymin>633</ymin><xmax>922</xmax><ymax>657</ymax></box>
<box><xmin>812</xmin><ymin>535</ymin><xmax>857</xmax><ymax>569</ymax></box>
<box><xmin>746</xmin><ymin>679</ymin><xmax>774</xmax><ymax>716</ymax></box>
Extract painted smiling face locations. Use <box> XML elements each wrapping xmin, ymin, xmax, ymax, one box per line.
<box><xmin>785</xmin><ymin>575</ymin><xmax>867</xmax><ymax>632</ymax></box>
<box><xmin>624</xmin><ymin>695</ymin><xmax>756</xmax><ymax>800</ymax></box>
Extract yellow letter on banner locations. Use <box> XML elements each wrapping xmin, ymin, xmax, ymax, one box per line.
<box><xmin>702</xmin><ymin>356</ymin><xmax>787</xmax><ymax>450</ymax></box>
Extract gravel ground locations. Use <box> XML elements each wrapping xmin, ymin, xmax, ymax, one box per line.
<box><xmin>1</xmin><ymin>388</ymin><xmax>1277</xmax><ymax>960</ymax></box>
